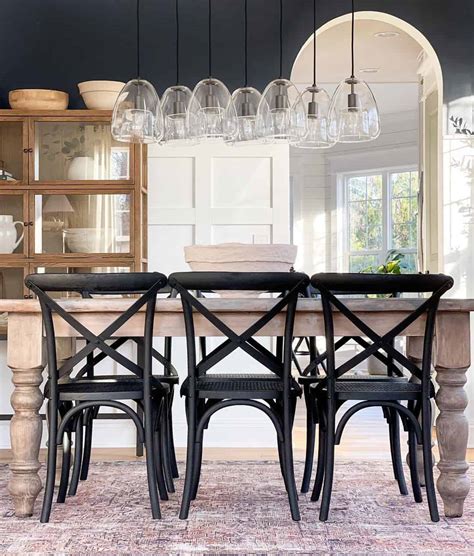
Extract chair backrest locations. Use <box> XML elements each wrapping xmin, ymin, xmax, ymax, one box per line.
<box><xmin>168</xmin><ymin>271</ymin><xmax>309</xmax><ymax>392</ymax></box>
<box><xmin>25</xmin><ymin>272</ymin><xmax>168</xmax><ymax>395</ymax></box>
<box><xmin>309</xmin><ymin>272</ymin><xmax>454</xmax><ymax>394</ymax></box>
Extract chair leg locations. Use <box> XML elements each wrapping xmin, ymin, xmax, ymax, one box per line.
<box><xmin>408</xmin><ymin>425</ymin><xmax>423</xmax><ymax>503</ymax></box>
<box><xmin>319</xmin><ymin>402</ymin><xmax>335</xmax><ymax>522</ymax></box>
<box><xmin>422</xmin><ymin>400</ymin><xmax>439</xmax><ymax>522</ymax></box>
<box><xmin>301</xmin><ymin>385</ymin><xmax>316</xmax><ymax>493</ymax></box>
<box><xmin>180</xmin><ymin>398</ymin><xmax>197</xmax><ymax>519</ymax></box>
<box><xmin>277</xmin><ymin>438</ymin><xmax>289</xmax><ymax>492</ymax></box>
<box><xmin>153</xmin><ymin>428</ymin><xmax>169</xmax><ymax>501</ymax></box>
<box><xmin>387</xmin><ymin>408</ymin><xmax>408</xmax><ymax>496</ymax></box>
<box><xmin>311</xmin><ymin>424</ymin><xmax>326</xmax><ymax>502</ymax></box>
<box><xmin>144</xmin><ymin>397</ymin><xmax>161</xmax><ymax>519</ymax></box>
<box><xmin>41</xmin><ymin>401</ymin><xmax>58</xmax><ymax>523</ymax></box>
<box><xmin>282</xmin><ymin>402</ymin><xmax>300</xmax><ymax>521</ymax></box>
<box><xmin>191</xmin><ymin>440</ymin><xmax>203</xmax><ymax>500</ymax></box>
<box><xmin>168</xmin><ymin>393</ymin><xmax>179</xmax><ymax>479</ymax></box>
<box><xmin>68</xmin><ymin>413</ymin><xmax>84</xmax><ymax>496</ymax></box>
<box><xmin>80</xmin><ymin>408</ymin><xmax>94</xmax><ymax>481</ymax></box>
<box><xmin>160</xmin><ymin>399</ymin><xmax>175</xmax><ymax>494</ymax></box>
<box><xmin>57</xmin><ymin>431</ymin><xmax>72</xmax><ymax>503</ymax></box>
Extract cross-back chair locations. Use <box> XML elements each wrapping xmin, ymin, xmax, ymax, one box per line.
<box><xmin>25</xmin><ymin>272</ymin><xmax>168</xmax><ymax>522</ymax></box>
<box><xmin>168</xmin><ymin>271</ymin><xmax>309</xmax><ymax>521</ymax></box>
<box><xmin>307</xmin><ymin>272</ymin><xmax>453</xmax><ymax>522</ymax></box>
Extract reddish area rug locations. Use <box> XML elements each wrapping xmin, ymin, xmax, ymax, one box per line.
<box><xmin>0</xmin><ymin>460</ymin><xmax>473</xmax><ymax>554</ymax></box>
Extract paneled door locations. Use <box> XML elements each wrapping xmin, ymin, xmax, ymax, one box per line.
<box><xmin>147</xmin><ymin>142</ymin><xmax>291</xmax><ymax>448</ymax></box>
<box><xmin>147</xmin><ymin>142</ymin><xmax>291</xmax><ymax>275</ymax></box>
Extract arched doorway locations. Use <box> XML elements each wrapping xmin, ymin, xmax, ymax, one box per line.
<box><xmin>289</xmin><ymin>11</ymin><xmax>443</xmax><ymax>276</ymax></box>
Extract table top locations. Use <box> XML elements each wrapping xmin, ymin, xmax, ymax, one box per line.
<box><xmin>1</xmin><ymin>297</ymin><xmax>474</xmax><ymax>313</ymax></box>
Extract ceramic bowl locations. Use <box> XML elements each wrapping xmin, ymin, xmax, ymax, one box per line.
<box><xmin>78</xmin><ymin>81</ymin><xmax>125</xmax><ymax>110</ymax></box>
<box><xmin>63</xmin><ymin>228</ymin><xmax>113</xmax><ymax>253</ymax></box>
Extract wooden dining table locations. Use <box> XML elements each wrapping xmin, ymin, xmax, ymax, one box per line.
<box><xmin>0</xmin><ymin>296</ymin><xmax>472</xmax><ymax>519</ymax></box>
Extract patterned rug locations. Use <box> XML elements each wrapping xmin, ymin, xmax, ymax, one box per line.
<box><xmin>0</xmin><ymin>461</ymin><xmax>473</xmax><ymax>555</ymax></box>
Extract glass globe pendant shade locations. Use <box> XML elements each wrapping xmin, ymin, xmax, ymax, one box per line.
<box><xmin>112</xmin><ymin>79</ymin><xmax>163</xmax><ymax>144</ymax></box>
<box><xmin>295</xmin><ymin>86</ymin><xmax>335</xmax><ymax>149</ymax></box>
<box><xmin>256</xmin><ymin>78</ymin><xmax>306</xmax><ymax>144</ymax></box>
<box><xmin>328</xmin><ymin>77</ymin><xmax>380</xmax><ymax>143</ymax></box>
<box><xmin>187</xmin><ymin>77</ymin><xmax>237</xmax><ymax>142</ymax></box>
<box><xmin>160</xmin><ymin>85</ymin><xmax>197</xmax><ymax>146</ymax></box>
<box><xmin>227</xmin><ymin>86</ymin><xmax>263</xmax><ymax>146</ymax></box>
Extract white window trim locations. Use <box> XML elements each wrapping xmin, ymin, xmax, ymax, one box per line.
<box><xmin>337</xmin><ymin>165</ymin><xmax>418</xmax><ymax>272</ymax></box>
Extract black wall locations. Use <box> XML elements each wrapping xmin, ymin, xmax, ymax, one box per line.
<box><xmin>2</xmin><ymin>0</ymin><xmax>473</xmax><ymax>111</ymax></box>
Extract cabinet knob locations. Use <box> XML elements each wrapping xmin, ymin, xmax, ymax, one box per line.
<box><xmin>23</xmin><ymin>294</ymin><xmax>33</xmax><ymax>299</ymax></box>
<box><xmin>23</xmin><ymin>148</ymin><xmax>29</xmax><ymax>153</ymax></box>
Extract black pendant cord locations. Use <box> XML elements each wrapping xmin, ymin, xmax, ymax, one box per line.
<box><xmin>175</xmin><ymin>0</ymin><xmax>180</xmax><ymax>84</ymax></box>
<box><xmin>244</xmin><ymin>0</ymin><xmax>248</xmax><ymax>87</ymax></box>
<box><xmin>350</xmin><ymin>0</ymin><xmax>355</xmax><ymax>79</ymax></box>
<box><xmin>312</xmin><ymin>0</ymin><xmax>317</xmax><ymax>86</ymax></box>
<box><xmin>208</xmin><ymin>0</ymin><xmax>212</xmax><ymax>77</ymax></box>
<box><xmin>279</xmin><ymin>0</ymin><xmax>283</xmax><ymax>78</ymax></box>
<box><xmin>136</xmin><ymin>0</ymin><xmax>141</xmax><ymax>80</ymax></box>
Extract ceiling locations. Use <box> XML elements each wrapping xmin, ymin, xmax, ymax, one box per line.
<box><xmin>291</xmin><ymin>20</ymin><xmax>423</xmax><ymax>115</ymax></box>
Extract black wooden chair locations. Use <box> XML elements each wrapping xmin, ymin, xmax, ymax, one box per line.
<box><xmin>307</xmin><ymin>272</ymin><xmax>453</xmax><ymax>522</ymax></box>
<box><xmin>168</xmin><ymin>271</ymin><xmax>309</xmax><ymax>521</ymax></box>
<box><xmin>77</xmin><ymin>285</ymin><xmax>180</xmax><ymax>494</ymax></box>
<box><xmin>25</xmin><ymin>272</ymin><xmax>168</xmax><ymax>522</ymax></box>
<box><xmin>298</xmin><ymin>286</ymin><xmax>403</xmax><ymax>494</ymax></box>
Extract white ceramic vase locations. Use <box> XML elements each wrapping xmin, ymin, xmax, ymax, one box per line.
<box><xmin>0</xmin><ymin>215</ymin><xmax>24</xmax><ymax>253</ymax></box>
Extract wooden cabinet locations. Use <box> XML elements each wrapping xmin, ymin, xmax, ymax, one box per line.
<box><xmin>0</xmin><ymin>110</ymin><xmax>146</xmax><ymax>312</ymax></box>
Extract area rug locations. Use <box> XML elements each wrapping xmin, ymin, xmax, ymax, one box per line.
<box><xmin>0</xmin><ymin>461</ymin><xmax>473</xmax><ymax>555</ymax></box>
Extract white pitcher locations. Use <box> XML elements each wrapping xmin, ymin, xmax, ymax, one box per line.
<box><xmin>0</xmin><ymin>215</ymin><xmax>24</xmax><ymax>253</ymax></box>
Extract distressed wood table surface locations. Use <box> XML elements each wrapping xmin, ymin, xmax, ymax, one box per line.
<box><xmin>0</xmin><ymin>297</ymin><xmax>471</xmax><ymax>519</ymax></box>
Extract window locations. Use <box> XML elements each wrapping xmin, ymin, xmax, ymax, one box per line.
<box><xmin>344</xmin><ymin>168</ymin><xmax>419</xmax><ymax>272</ymax></box>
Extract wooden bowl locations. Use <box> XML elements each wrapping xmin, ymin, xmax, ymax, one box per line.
<box><xmin>9</xmin><ymin>89</ymin><xmax>69</xmax><ymax>110</ymax></box>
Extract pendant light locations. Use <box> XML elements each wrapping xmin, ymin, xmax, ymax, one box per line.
<box><xmin>112</xmin><ymin>0</ymin><xmax>163</xmax><ymax>144</ymax></box>
<box><xmin>328</xmin><ymin>0</ymin><xmax>380</xmax><ymax>143</ymax></box>
<box><xmin>256</xmin><ymin>0</ymin><xmax>305</xmax><ymax>144</ymax></box>
<box><xmin>161</xmin><ymin>0</ymin><xmax>196</xmax><ymax>145</ymax></box>
<box><xmin>187</xmin><ymin>0</ymin><xmax>237</xmax><ymax>142</ymax></box>
<box><xmin>227</xmin><ymin>0</ymin><xmax>262</xmax><ymax>146</ymax></box>
<box><xmin>294</xmin><ymin>0</ymin><xmax>335</xmax><ymax>149</ymax></box>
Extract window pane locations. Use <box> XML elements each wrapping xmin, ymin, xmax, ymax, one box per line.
<box><xmin>391</xmin><ymin>172</ymin><xmax>411</xmax><ymax>197</ymax></box>
<box><xmin>348</xmin><ymin>176</ymin><xmax>366</xmax><ymax>201</ymax></box>
<box><xmin>400</xmin><ymin>253</ymin><xmax>417</xmax><ymax>272</ymax></box>
<box><xmin>349</xmin><ymin>255</ymin><xmax>379</xmax><ymax>272</ymax></box>
<box><xmin>411</xmin><ymin>171</ymin><xmax>419</xmax><ymax>193</ymax></box>
<box><xmin>367</xmin><ymin>175</ymin><xmax>382</xmax><ymax>199</ymax></box>
<box><xmin>349</xmin><ymin>201</ymin><xmax>367</xmax><ymax>250</ymax></box>
<box><xmin>367</xmin><ymin>200</ymin><xmax>382</xmax><ymax>228</ymax></box>
<box><xmin>368</xmin><ymin>225</ymin><xmax>383</xmax><ymax>250</ymax></box>
<box><xmin>392</xmin><ymin>224</ymin><xmax>412</xmax><ymax>248</ymax></box>
<box><xmin>392</xmin><ymin>197</ymin><xmax>410</xmax><ymax>224</ymax></box>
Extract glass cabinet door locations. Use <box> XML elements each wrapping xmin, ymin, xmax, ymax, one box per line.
<box><xmin>32</xmin><ymin>120</ymin><xmax>133</xmax><ymax>183</ymax></box>
<box><xmin>0</xmin><ymin>119</ymin><xmax>27</xmax><ymax>184</ymax></box>
<box><xmin>34</xmin><ymin>192</ymin><xmax>132</xmax><ymax>255</ymax></box>
<box><xmin>0</xmin><ymin>193</ymin><xmax>27</xmax><ymax>255</ymax></box>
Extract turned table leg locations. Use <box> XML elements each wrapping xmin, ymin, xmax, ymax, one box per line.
<box><xmin>434</xmin><ymin>312</ymin><xmax>471</xmax><ymax>518</ymax></box>
<box><xmin>7</xmin><ymin>313</ymin><xmax>44</xmax><ymax>517</ymax></box>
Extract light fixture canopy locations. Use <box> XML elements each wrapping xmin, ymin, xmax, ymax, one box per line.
<box><xmin>111</xmin><ymin>0</ymin><xmax>163</xmax><ymax>144</ymax></box>
<box><xmin>328</xmin><ymin>0</ymin><xmax>380</xmax><ymax>143</ymax></box>
<box><xmin>187</xmin><ymin>0</ymin><xmax>236</xmax><ymax>142</ymax></box>
<box><xmin>256</xmin><ymin>0</ymin><xmax>306</xmax><ymax>144</ymax></box>
<box><xmin>294</xmin><ymin>0</ymin><xmax>335</xmax><ymax>149</ymax></box>
<box><xmin>161</xmin><ymin>1</ymin><xmax>196</xmax><ymax>145</ymax></box>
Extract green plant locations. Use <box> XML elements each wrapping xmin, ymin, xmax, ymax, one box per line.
<box><xmin>362</xmin><ymin>249</ymin><xmax>405</xmax><ymax>274</ymax></box>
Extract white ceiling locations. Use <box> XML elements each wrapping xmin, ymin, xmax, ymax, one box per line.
<box><xmin>291</xmin><ymin>19</ymin><xmax>423</xmax><ymax>114</ymax></box>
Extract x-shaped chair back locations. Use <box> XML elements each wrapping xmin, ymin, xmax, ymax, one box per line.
<box><xmin>168</xmin><ymin>272</ymin><xmax>309</xmax><ymax>389</ymax></box>
<box><xmin>308</xmin><ymin>272</ymin><xmax>453</xmax><ymax>393</ymax></box>
<box><xmin>25</xmin><ymin>272</ymin><xmax>168</xmax><ymax>390</ymax></box>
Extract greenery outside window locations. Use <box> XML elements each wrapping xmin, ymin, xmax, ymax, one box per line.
<box><xmin>344</xmin><ymin>168</ymin><xmax>419</xmax><ymax>272</ymax></box>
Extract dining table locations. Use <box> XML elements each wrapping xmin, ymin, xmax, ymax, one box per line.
<box><xmin>0</xmin><ymin>296</ymin><xmax>472</xmax><ymax>519</ymax></box>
